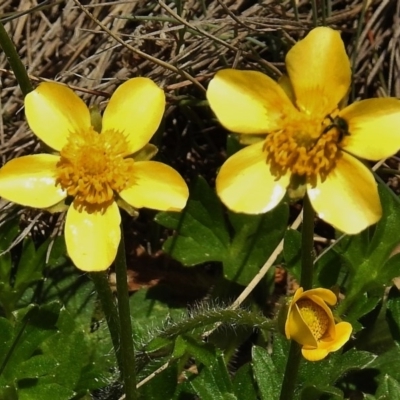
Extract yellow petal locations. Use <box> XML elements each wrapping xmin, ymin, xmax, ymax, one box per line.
<box><xmin>278</xmin><ymin>74</ymin><xmax>296</xmax><ymax>104</ymax></box>
<box><xmin>0</xmin><ymin>154</ymin><xmax>66</xmax><ymax>208</ymax></box>
<box><xmin>307</xmin><ymin>153</ymin><xmax>381</xmax><ymax>234</ymax></box>
<box><xmin>65</xmin><ymin>201</ymin><xmax>121</xmax><ymax>271</ymax></box>
<box><xmin>292</xmin><ymin>287</ymin><xmax>305</xmax><ymax>303</ymax></box>
<box><xmin>319</xmin><ymin>321</ymin><xmax>352</xmax><ymax>352</ymax></box>
<box><xmin>340</xmin><ymin>98</ymin><xmax>400</xmax><ymax>160</ymax></box>
<box><xmin>303</xmin><ymin>321</ymin><xmax>352</xmax><ymax>362</ymax></box>
<box><xmin>284</xmin><ymin>288</ymin><xmax>303</xmax><ymax>338</ymax></box>
<box><xmin>286</xmin><ymin>303</ymin><xmax>318</xmax><ymax>347</ymax></box>
<box><xmin>303</xmin><ymin>288</ymin><xmax>337</xmax><ymax>306</ymax></box>
<box><xmin>102</xmin><ymin>78</ymin><xmax>165</xmax><ymax>154</ymax></box>
<box><xmin>216</xmin><ymin>141</ymin><xmax>289</xmax><ymax>214</ymax></box>
<box><xmin>286</xmin><ymin>27</ymin><xmax>351</xmax><ymax>117</ymax></box>
<box><xmin>206</xmin><ymin>69</ymin><xmax>296</xmax><ymax>134</ymax></box>
<box><xmin>301</xmin><ymin>346</ymin><xmax>329</xmax><ymax>362</ymax></box>
<box><xmin>119</xmin><ymin>161</ymin><xmax>188</xmax><ymax>211</ymax></box>
<box><xmin>25</xmin><ymin>82</ymin><xmax>91</xmax><ymax>151</ymax></box>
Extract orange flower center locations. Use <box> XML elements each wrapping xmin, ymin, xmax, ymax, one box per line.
<box><xmin>263</xmin><ymin>112</ymin><xmax>344</xmax><ymax>187</ymax></box>
<box><xmin>56</xmin><ymin>127</ymin><xmax>135</xmax><ymax>210</ymax></box>
<box><xmin>297</xmin><ymin>299</ymin><xmax>329</xmax><ymax>341</ymax></box>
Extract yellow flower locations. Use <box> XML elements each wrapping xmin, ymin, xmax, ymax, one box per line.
<box><xmin>0</xmin><ymin>78</ymin><xmax>189</xmax><ymax>271</ymax></box>
<box><xmin>207</xmin><ymin>27</ymin><xmax>400</xmax><ymax>234</ymax></box>
<box><xmin>285</xmin><ymin>287</ymin><xmax>352</xmax><ymax>361</ymax></box>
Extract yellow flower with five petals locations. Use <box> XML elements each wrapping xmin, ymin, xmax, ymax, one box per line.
<box><xmin>207</xmin><ymin>27</ymin><xmax>400</xmax><ymax>234</ymax></box>
<box><xmin>0</xmin><ymin>78</ymin><xmax>189</xmax><ymax>271</ymax></box>
<box><xmin>285</xmin><ymin>287</ymin><xmax>352</xmax><ymax>361</ymax></box>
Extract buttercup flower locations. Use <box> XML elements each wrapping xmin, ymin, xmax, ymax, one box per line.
<box><xmin>0</xmin><ymin>78</ymin><xmax>189</xmax><ymax>271</ymax></box>
<box><xmin>207</xmin><ymin>27</ymin><xmax>400</xmax><ymax>234</ymax></box>
<box><xmin>285</xmin><ymin>287</ymin><xmax>352</xmax><ymax>361</ymax></box>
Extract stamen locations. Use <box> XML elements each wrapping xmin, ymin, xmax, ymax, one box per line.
<box><xmin>263</xmin><ymin>114</ymin><xmax>343</xmax><ymax>186</ymax></box>
<box><xmin>297</xmin><ymin>299</ymin><xmax>329</xmax><ymax>341</ymax></box>
<box><xmin>56</xmin><ymin>127</ymin><xmax>135</xmax><ymax>210</ymax></box>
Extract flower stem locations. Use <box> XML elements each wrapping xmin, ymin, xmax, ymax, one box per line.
<box><xmin>278</xmin><ymin>341</ymin><xmax>302</xmax><ymax>400</ymax></box>
<box><xmin>115</xmin><ymin>231</ymin><xmax>137</xmax><ymax>399</ymax></box>
<box><xmin>300</xmin><ymin>194</ymin><xmax>315</xmax><ymax>291</ymax></box>
<box><xmin>90</xmin><ymin>271</ymin><xmax>123</xmax><ymax>374</ymax></box>
<box><xmin>0</xmin><ymin>20</ymin><xmax>33</xmax><ymax>95</ymax></box>
<box><xmin>279</xmin><ymin>195</ymin><xmax>315</xmax><ymax>400</ymax></box>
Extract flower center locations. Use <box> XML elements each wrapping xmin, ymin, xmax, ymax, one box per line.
<box><xmin>263</xmin><ymin>113</ymin><xmax>343</xmax><ymax>187</ymax></box>
<box><xmin>56</xmin><ymin>127</ymin><xmax>135</xmax><ymax>210</ymax></box>
<box><xmin>297</xmin><ymin>299</ymin><xmax>329</xmax><ymax>341</ymax></box>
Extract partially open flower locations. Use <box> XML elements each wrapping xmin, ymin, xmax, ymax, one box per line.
<box><xmin>285</xmin><ymin>287</ymin><xmax>352</xmax><ymax>361</ymax></box>
<box><xmin>0</xmin><ymin>78</ymin><xmax>189</xmax><ymax>271</ymax></box>
<box><xmin>207</xmin><ymin>27</ymin><xmax>400</xmax><ymax>234</ymax></box>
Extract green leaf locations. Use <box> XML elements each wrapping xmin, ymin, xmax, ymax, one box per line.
<box><xmin>314</xmin><ymin>247</ymin><xmax>344</xmax><ymax>289</ymax></box>
<box><xmin>0</xmin><ymin>302</ymin><xmax>60</xmax><ymax>384</ymax></box>
<box><xmin>298</xmin><ymin>349</ymin><xmax>376</xmax><ymax>388</ymax></box>
<box><xmin>18</xmin><ymin>382</ymin><xmax>76</xmax><ymax>400</ymax></box>
<box><xmin>283</xmin><ymin>229</ymin><xmax>301</xmax><ymax>282</ymax></box>
<box><xmin>130</xmin><ymin>287</ymin><xmax>185</xmax><ymax>343</ymax></box>
<box><xmin>376</xmin><ymin>375</ymin><xmax>400</xmax><ymax>400</ymax></box>
<box><xmin>188</xmin><ymin>343</ymin><xmax>236</xmax><ymax>400</ymax></box>
<box><xmin>369</xmin><ymin>347</ymin><xmax>400</xmax><ymax>382</ymax></box>
<box><xmin>190</xmin><ymin>367</ymin><xmax>227</xmax><ymax>400</ymax></box>
<box><xmin>156</xmin><ymin>176</ymin><xmax>230</xmax><ymax>265</ymax></box>
<box><xmin>345</xmin><ymin>293</ymin><xmax>382</xmax><ymax>329</ymax></box>
<box><xmin>0</xmin><ymin>317</ymin><xmax>13</xmax><ymax>357</ymax></box>
<box><xmin>232</xmin><ymin>363</ymin><xmax>258</xmax><ymax>400</ymax></box>
<box><xmin>226</xmin><ymin>134</ymin><xmax>243</xmax><ymax>156</ymax></box>
<box><xmin>181</xmin><ymin>335</ymin><xmax>220</xmax><ymax>369</ymax></box>
<box><xmin>367</xmin><ymin>187</ymin><xmax>400</xmax><ymax>263</ymax></box>
<box><xmin>270</xmin><ymin>333</ymin><xmax>289</xmax><ymax>379</ymax></box>
<box><xmin>14</xmin><ymin>237</ymin><xmax>48</xmax><ymax>290</ymax></box>
<box><xmin>39</xmin><ymin>307</ymin><xmax>112</xmax><ymax>393</ymax></box>
<box><xmin>300</xmin><ymin>385</ymin><xmax>343</xmax><ymax>400</ymax></box>
<box><xmin>190</xmin><ymin>367</ymin><xmax>237</xmax><ymax>400</ymax></box>
<box><xmin>140</xmin><ymin>360</ymin><xmax>178</xmax><ymax>400</ymax></box>
<box><xmin>212</xmin><ymin>354</ymin><xmax>234</xmax><ymax>394</ymax></box>
<box><xmin>172</xmin><ymin>335</ymin><xmax>189</xmax><ymax>359</ymax></box>
<box><xmin>252</xmin><ymin>346</ymin><xmax>280</xmax><ymax>400</ymax></box>
<box><xmin>0</xmin><ymin>217</ymin><xmax>20</xmax><ymax>283</ymax></box>
<box><xmin>0</xmin><ymin>381</ymin><xmax>17</xmax><ymax>400</ymax></box>
<box><xmin>225</xmin><ymin>202</ymin><xmax>288</xmax><ymax>285</ymax></box>
<box><xmin>336</xmin><ymin>186</ymin><xmax>400</xmax><ymax>314</ymax></box>
<box><xmin>16</xmin><ymin>354</ymin><xmax>57</xmax><ymax>380</ymax></box>
<box><xmin>46</xmin><ymin>236</ymin><xmax>69</xmax><ymax>268</ymax></box>
<box><xmin>387</xmin><ymin>286</ymin><xmax>400</xmax><ymax>344</ymax></box>
<box><xmin>35</xmin><ymin>258</ymin><xmax>96</xmax><ymax>331</ymax></box>
<box><xmin>380</xmin><ymin>254</ymin><xmax>400</xmax><ymax>287</ymax></box>
<box><xmin>157</xmin><ymin>177</ymin><xmax>289</xmax><ymax>286</ymax></box>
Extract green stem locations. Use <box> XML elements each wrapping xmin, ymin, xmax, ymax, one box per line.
<box><xmin>310</xmin><ymin>0</ymin><xmax>318</xmax><ymax>27</ymax></box>
<box><xmin>300</xmin><ymin>194</ymin><xmax>315</xmax><ymax>291</ymax></box>
<box><xmin>90</xmin><ymin>271</ymin><xmax>123</xmax><ymax>374</ymax></box>
<box><xmin>0</xmin><ymin>20</ymin><xmax>33</xmax><ymax>95</ymax></box>
<box><xmin>278</xmin><ymin>341</ymin><xmax>302</xmax><ymax>400</ymax></box>
<box><xmin>115</xmin><ymin>231</ymin><xmax>137</xmax><ymax>399</ymax></box>
<box><xmin>279</xmin><ymin>195</ymin><xmax>315</xmax><ymax>400</ymax></box>
<box><xmin>378</xmin><ymin>168</ymin><xmax>400</xmax><ymax>175</ymax></box>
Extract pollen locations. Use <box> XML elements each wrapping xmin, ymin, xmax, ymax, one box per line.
<box><xmin>297</xmin><ymin>299</ymin><xmax>329</xmax><ymax>341</ymax></box>
<box><xmin>263</xmin><ymin>113</ymin><xmax>343</xmax><ymax>187</ymax></box>
<box><xmin>56</xmin><ymin>127</ymin><xmax>135</xmax><ymax>209</ymax></box>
